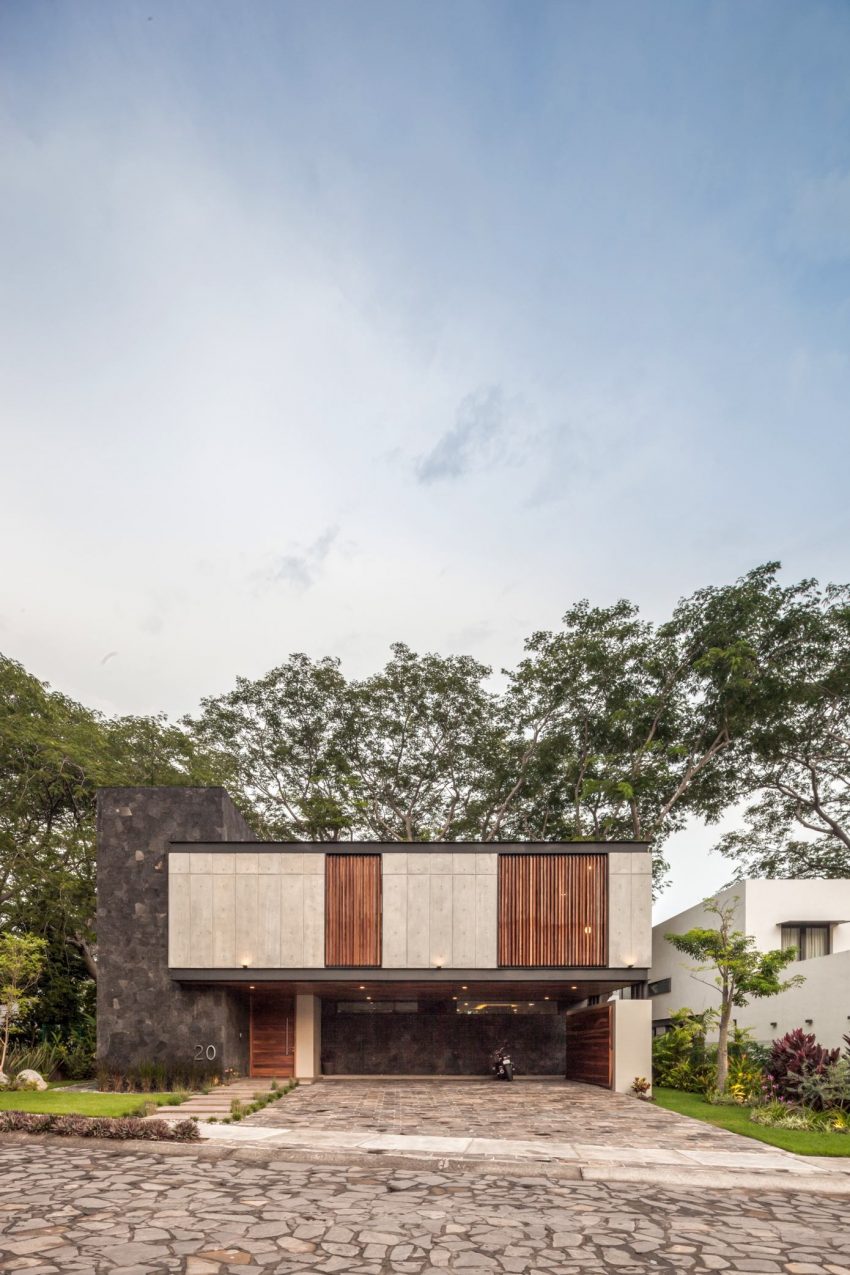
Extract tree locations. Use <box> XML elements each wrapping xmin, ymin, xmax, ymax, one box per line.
<box><xmin>710</xmin><ymin>576</ymin><xmax>850</xmax><ymax>879</ymax></box>
<box><xmin>665</xmin><ymin>897</ymin><xmax>803</xmax><ymax>1091</ymax></box>
<box><xmin>0</xmin><ymin>933</ymin><xmax>46</xmax><ymax>1074</ymax></box>
<box><xmin>497</xmin><ymin>570</ymin><xmax>777</xmax><ymax>886</ymax></box>
<box><xmin>187</xmin><ymin>645</ymin><xmax>510</xmax><ymax>842</ymax></box>
<box><xmin>0</xmin><ymin>655</ymin><xmax>232</xmax><ymax>996</ymax></box>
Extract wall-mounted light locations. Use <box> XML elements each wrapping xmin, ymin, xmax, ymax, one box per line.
<box><xmin>241</xmin><ymin>962</ymin><xmax>248</xmax><ymax>969</ymax></box>
<box><xmin>433</xmin><ymin>956</ymin><xmax>444</xmax><ymax>970</ymax></box>
<box><xmin>805</xmin><ymin>1018</ymin><xmax>813</xmax><ymax>1026</ymax></box>
<box><xmin>770</xmin><ymin>1022</ymin><xmax>777</xmax><ymax>1029</ymax></box>
<box><xmin>584</xmin><ymin>926</ymin><xmax>592</xmax><ymax>935</ymax></box>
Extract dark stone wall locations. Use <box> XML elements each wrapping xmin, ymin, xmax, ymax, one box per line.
<box><xmin>96</xmin><ymin>787</ymin><xmax>254</xmax><ymax>1075</ymax></box>
<box><xmin>321</xmin><ymin>1003</ymin><xmax>566</xmax><ymax>1075</ymax></box>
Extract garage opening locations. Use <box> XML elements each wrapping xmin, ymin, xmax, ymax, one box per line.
<box><xmin>320</xmin><ymin>998</ymin><xmax>566</xmax><ymax>1075</ymax></box>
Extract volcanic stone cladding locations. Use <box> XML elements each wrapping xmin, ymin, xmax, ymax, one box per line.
<box><xmin>96</xmin><ymin>786</ymin><xmax>254</xmax><ymax>1074</ymax></box>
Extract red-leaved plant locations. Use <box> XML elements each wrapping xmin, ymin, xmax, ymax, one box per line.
<box><xmin>766</xmin><ymin>1028</ymin><xmax>839</xmax><ymax>1101</ymax></box>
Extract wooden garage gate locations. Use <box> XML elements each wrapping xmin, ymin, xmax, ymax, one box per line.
<box><xmin>564</xmin><ymin>1003</ymin><xmax>613</xmax><ymax>1088</ymax></box>
<box><xmin>249</xmin><ymin>992</ymin><xmax>295</xmax><ymax>1078</ymax></box>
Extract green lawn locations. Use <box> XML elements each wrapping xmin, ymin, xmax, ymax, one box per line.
<box><xmin>654</xmin><ymin>1087</ymin><xmax>850</xmax><ymax>1157</ymax></box>
<box><xmin>0</xmin><ymin>1089</ymin><xmax>188</xmax><ymax>1117</ymax></box>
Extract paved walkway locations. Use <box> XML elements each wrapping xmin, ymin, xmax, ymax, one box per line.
<box><xmin>151</xmin><ymin>1080</ymin><xmax>847</xmax><ymax>1187</ymax></box>
<box><xmin>1</xmin><ymin>1139</ymin><xmax>849</xmax><ymax>1273</ymax></box>
<box><xmin>244</xmin><ymin>1080</ymin><xmax>774</xmax><ymax>1149</ymax></box>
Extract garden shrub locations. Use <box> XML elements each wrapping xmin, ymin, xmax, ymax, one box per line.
<box><xmin>726</xmin><ymin>1051</ymin><xmax>765</xmax><ymax>1103</ymax></box>
<box><xmin>766</xmin><ymin>1029</ymin><xmax>840</xmax><ymax>1102</ymax></box>
<box><xmin>0</xmin><ymin>1110</ymin><xmax>200</xmax><ymax>1141</ymax></box>
<box><xmin>652</xmin><ymin>1009</ymin><xmax>716</xmax><ymax>1093</ymax></box>
<box><xmin>97</xmin><ymin>1059</ymin><xmax>222</xmax><ymax>1093</ymax></box>
<box><xmin>794</xmin><ymin>1058</ymin><xmax>850</xmax><ymax>1112</ymax></box>
<box><xmin>750</xmin><ymin>1101</ymin><xmax>817</xmax><ymax>1131</ymax></box>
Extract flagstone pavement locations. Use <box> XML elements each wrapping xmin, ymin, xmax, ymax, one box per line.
<box><xmin>3</xmin><ymin>1138</ymin><xmax>850</xmax><ymax>1274</ymax></box>
<box><xmin>242</xmin><ymin>1080</ymin><xmax>769</xmax><ymax>1150</ymax></box>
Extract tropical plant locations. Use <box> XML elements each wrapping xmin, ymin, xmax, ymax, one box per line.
<box><xmin>794</xmin><ymin>1058</ymin><xmax>850</xmax><ymax>1112</ymax></box>
<box><xmin>665</xmin><ymin>898</ymin><xmax>803</xmax><ymax>1091</ymax></box>
<box><xmin>652</xmin><ymin>1008</ymin><xmax>717</xmax><ymax>1093</ymax></box>
<box><xmin>766</xmin><ymin>1028</ymin><xmax>840</xmax><ymax>1102</ymax></box>
<box><xmin>0</xmin><ymin>933</ymin><xmax>47</xmax><ymax>1074</ymax></box>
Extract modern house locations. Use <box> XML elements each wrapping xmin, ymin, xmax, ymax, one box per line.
<box><xmin>97</xmin><ymin>786</ymin><xmax>652</xmax><ymax>1091</ymax></box>
<box><xmin>650</xmin><ymin>879</ymin><xmax>850</xmax><ymax>1048</ymax></box>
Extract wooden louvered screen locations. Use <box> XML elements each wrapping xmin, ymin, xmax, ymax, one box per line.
<box><xmin>325</xmin><ymin>854</ymin><xmax>382</xmax><ymax>967</ymax></box>
<box><xmin>498</xmin><ymin>853</ymin><xmax>607</xmax><ymax>966</ymax></box>
<box><xmin>565</xmin><ymin>1004</ymin><xmax>613</xmax><ymax>1087</ymax></box>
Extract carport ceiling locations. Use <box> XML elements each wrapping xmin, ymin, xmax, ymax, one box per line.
<box><xmin>206</xmin><ymin>978</ymin><xmax>636</xmax><ymax>1002</ymax></box>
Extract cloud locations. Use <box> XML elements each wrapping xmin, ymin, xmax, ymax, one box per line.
<box><xmin>269</xmin><ymin>525</ymin><xmax>339</xmax><ymax>590</ymax></box>
<box><xmin>415</xmin><ymin>387</ymin><xmax>508</xmax><ymax>484</ymax></box>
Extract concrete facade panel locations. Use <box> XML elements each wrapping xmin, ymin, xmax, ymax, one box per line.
<box><xmin>189</xmin><ymin>874</ymin><xmax>213</xmax><ymax>966</ymax></box>
<box><xmin>256</xmin><ymin>872</ymin><xmax>282</xmax><ymax>966</ymax></box>
<box><xmin>429</xmin><ymin>874</ymin><xmax>453</xmax><ymax>967</ymax></box>
<box><xmin>406</xmin><ymin>875</ymin><xmax>430</xmax><ymax>966</ymax></box>
<box><xmin>279</xmin><ymin>875</ymin><xmax>305</xmax><ymax>966</ymax></box>
<box><xmin>451</xmin><ymin>874</ymin><xmax>477</xmax><ymax>967</ymax></box>
<box><xmin>167</xmin><ymin>872</ymin><xmax>191</xmax><ymax>967</ymax></box>
<box><xmin>382</xmin><ymin>873</ymin><xmax>408</xmax><ymax>966</ymax></box>
<box><xmin>212</xmin><ymin>874</ymin><xmax>236</xmax><ymax>968</ymax></box>
<box><xmin>475</xmin><ymin>873</ymin><xmax>498</xmax><ymax>966</ymax></box>
<box><xmin>302</xmin><ymin>871</ymin><xmax>325</xmax><ymax>967</ymax></box>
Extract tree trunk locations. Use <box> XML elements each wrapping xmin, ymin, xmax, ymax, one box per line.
<box><xmin>716</xmin><ymin>1001</ymin><xmax>732</xmax><ymax>1092</ymax></box>
<box><xmin>68</xmin><ymin>935</ymin><xmax>98</xmax><ymax>982</ymax></box>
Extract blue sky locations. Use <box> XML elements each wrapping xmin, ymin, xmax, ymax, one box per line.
<box><xmin>2</xmin><ymin>2</ymin><xmax>849</xmax><ymax>912</ymax></box>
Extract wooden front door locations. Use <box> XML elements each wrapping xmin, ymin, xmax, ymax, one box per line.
<box><xmin>564</xmin><ymin>1003</ymin><xmax>613</xmax><ymax>1088</ymax></box>
<box><xmin>250</xmin><ymin>992</ymin><xmax>295</xmax><ymax>1078</ymax></box>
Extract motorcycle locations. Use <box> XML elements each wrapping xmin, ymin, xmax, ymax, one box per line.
<box><xmin>491</xmin><ymin>1044</ymin><xmax>515</xmax><ymax>1081</ymax></box>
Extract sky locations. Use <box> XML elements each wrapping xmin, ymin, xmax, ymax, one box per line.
<box><xmin>2</xmin><ymin>2</ymin><xmax>849</xmax><ymax>918</ymax></box>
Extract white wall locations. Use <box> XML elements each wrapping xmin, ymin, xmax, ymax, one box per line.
<box><xmin>650</xmin><ymin>879</ymin><xmax>850</xmax><ymax>1048</ymax></box>
<box><xmin>612</xmin><ymin>999</ymin><xmax>652</xmax><ymax>1094</ymax></box>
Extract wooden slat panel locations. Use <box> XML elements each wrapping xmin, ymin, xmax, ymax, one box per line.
<box><xmin>325</xmin><ymin>854</ymin><xmax>382</xmax><ymax>967</ymax></box>
<box><xmin>498</xmin><ymin>853</ymin><xmax>607</xmax><ymax>967</ymax></box>
<box><xmin>250</xmin><ymin>993</ymin><xmax>294</xmax><ymax>1078</ymax></box>
<box><xmin>564</xmin><ymin>1003</ymin><xmax>613</xmax><ymax>1087</ymax></box>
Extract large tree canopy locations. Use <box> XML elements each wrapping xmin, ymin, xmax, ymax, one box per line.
<box><xmin>710</xmin><ymin>575</ymin><xmax>850</xmax><ymax>878</ymax></box>
<box><xmin>0</xmin><ymin>655</ymin><xmax>231</xmax><ymax>1003</ymax></box>
<box><xmin>2</xmin><ymin>560</ymin><xmax>849</xmax><ymax>1047</ymax></box>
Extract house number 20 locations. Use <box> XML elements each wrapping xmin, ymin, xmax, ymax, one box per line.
<box><xmin>194</xmin><ymin>1044</ymin><xmax>217</xmax><ymax>1061</ymax></box>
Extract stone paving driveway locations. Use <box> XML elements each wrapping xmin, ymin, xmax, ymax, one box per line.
<box><xmin>247</xmin><ymin>1080</ymin><xmax>764</xmax><ymax>1153</ymax></box>
<box><xmin>1</xmin><ymin>1140</ymin><xmax>849</xmax><ymax>1274</ymax></box>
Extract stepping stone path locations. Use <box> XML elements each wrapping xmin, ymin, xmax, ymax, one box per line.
<box><xmin>152</xmin><ymin>1077</ymin><xmax>282</xmax><ymax>1122</ymax></box>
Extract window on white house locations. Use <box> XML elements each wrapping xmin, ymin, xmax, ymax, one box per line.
<box><xmin>781</xmin><ymin>925</ymin><xmax>830</xmax><ymax>961</ymax></box>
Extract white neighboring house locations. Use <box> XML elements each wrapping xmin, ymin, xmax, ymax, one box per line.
<box><xmin>650</xmin><ymin>880</ymin><xmax>850</xmax><ymax>1050</ymax></box>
